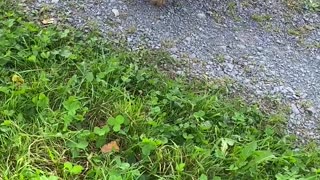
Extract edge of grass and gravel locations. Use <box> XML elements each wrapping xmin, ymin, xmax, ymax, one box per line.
<box><xmin>1</xmin><ymin>0</ymin><xmax>320</xmax><ymax>179</ymax></box>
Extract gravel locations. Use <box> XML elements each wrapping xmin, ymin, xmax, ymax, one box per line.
<box><xmin>22</xmin><ymin>0</ymin><xmax>320</xmax><ymax>143</ymax></box>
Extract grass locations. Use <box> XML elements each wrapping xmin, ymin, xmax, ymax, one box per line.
<box><xmin>285</xmin><ymin>0</ymin><xmax>320</xmax><ymax>12</ymax></box>
<box><xmin>251</xmin><ymin>14</ymin><xmax>272</xmax><ymax>23</ymax></box>
<box><xmin>288</xmin><ymin>25</ymin><xmax>316</xmax><ymax>37</ymax></box>
<box><xmin>1</xmin><ymin>1</ymin><xmax>320</xmax><ymax>179</ymax></box>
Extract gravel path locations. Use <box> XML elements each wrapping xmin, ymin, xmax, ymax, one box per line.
<box><xmin>23</xmin><ymin>0</ymin><xmax>320</xmax><ymax>143</ymax></box>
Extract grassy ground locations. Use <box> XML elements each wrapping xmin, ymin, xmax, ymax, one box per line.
<box><xmin>285</xmin><ymin>0</ymin><xmax>320</xmax><ymax>12</ymax></box>
<box><xmin>1</xmin><ymin>1</ymin><xmax>320</xmax><ymax>179</ymax></box>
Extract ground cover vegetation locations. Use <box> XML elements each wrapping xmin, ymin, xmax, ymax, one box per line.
<box><xmin>1</xmin><ymin>0</ymin><xmax>320</xmax><ymax>179</ymax></box>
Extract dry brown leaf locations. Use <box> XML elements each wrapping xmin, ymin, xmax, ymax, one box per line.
<box><xmin>12</xmin><ymin>74</ymin><xmax>24</xmax><ymax>85</ymax></box>
<box><xmin>41</xmin><ymin>18</ymin><xmax>56</xmax><ymax>25</ymax></box>
<box><xmin>101</xmin><ymin>140</ymin><xmax>120</xmax><ymax>153</ymax></box>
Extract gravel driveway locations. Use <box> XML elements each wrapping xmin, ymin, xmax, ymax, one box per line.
<box><xmin>23</xmin><ymin>0</ymin><xmax>320</xmax><ymax>143</ymax></box>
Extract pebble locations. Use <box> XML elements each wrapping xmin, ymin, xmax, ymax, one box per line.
<box><xmin>306</xmin><ymin>106</ymin><xmax>316</xmax><ymax>115</ymax></box>
<box><xmin>257</xmin><ymin>47</ymin><xmax>263</xmax><ymax>52</ymax></box>
<box><xmin>237</xmin><ymin>44</ymin><xmax>246</xmax><ymax>49</ymax></box>
<box><xmin>291</xmin><ymin>104</ymin><xmax>300</xmax><ymax>114</ymax></box>
<box><xmin>225</xmin><ymin>63</ymin><xmax>234</xmax><ymax>70</ymax></box>
<box><xmin>112</xmin><ymin>9</ymin><xmax>119</xmax><ymax>17</ymax></box>
<box><xmin>197</xmin><ymin>12</ymin><xmax>206</xmax><ymax>19</ymax></box>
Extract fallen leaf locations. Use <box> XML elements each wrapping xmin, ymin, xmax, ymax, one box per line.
<box><xmin>101</xmin><ymin>140</ymin><xmax>120</xmax><ymax>153</ymax></box>
<box><xmin>12</xmin><ymin>74</ymin><xmax>24</xmax><ymax>85</ymax></box>
<box><xmin>42</xmin><ymin>18</ymin><xmax>56</xmax><ymax>25</ymax></box>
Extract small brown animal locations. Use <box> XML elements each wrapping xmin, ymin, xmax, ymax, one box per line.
<box><xmin>150</xmin><ymin>0</ymin><xmax>166</xmax><ymax>6</ymax></box>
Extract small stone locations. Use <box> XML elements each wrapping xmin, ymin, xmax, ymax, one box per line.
<box><xmin>257</xmin><ymin>47</ymin><xmax>263</xmax><ymax>52</ymax></box>
<box><xmin>293</xmin><ymin>95</ymin><xmax>300</xmax><ymax>100</ymax></box>
<box><xmin>224</xmin><ymin>55</ymin><xmax>232</xmax><ymax>60</ymax></box>
<box><xmin>306</xmin><ymin>106</ymin><xmax>316</xmax><ymax>115</ymax></box>
<box><xmin>219</xmin><ymin>46</ymin><xmax>227</xmax><ymax>52</ymax></box>
<box><xmin>197</xmin><ymin>12</ymin><xmax>206</xmax><ymax>19</ymax></box>
<box><xmin>170</xmin><ymin>47</ymin><xmax>178</xmax><ymax>52</ymax></box>
<box><xmin>256</xmin><ymin>90</ymin><xmax>263</xmax><ymax>95</ymax></box>
<box><xmin>243</xmin><ymin>79</ymin><xmax>250</xmax><ymax>84</ymax></box>
<box><xmin>176</xmin><ymin>70</ymin><xmax>185</xmax><ymax>75</ymax></box>
<box><xmin>237</xmin><ymin>44</ymin><xmax>246</xmax><ymax>49</ymax></box>
<box><xmin>52</xmin><ymin>0</ymin><xmax>59</xmax><ymax>3</ymax></box>
<box><xmin>225</xmin><ymin>63</ymin><xmax>234</xmax><ymax>70</ymax></box>
<box><xmin>291</xmin><ymin>104</ymin><xmax>300</xmax><ymax>114</ymax></box>
<box><xmin>286</xmin><ymin>87</ymin><xmax>295</xmax><ymax>94</ymax></box>
<box><xmin>228</xmin><ymin>71</ymin><xmax>237</xmax><ymax>77</ymax></box>
<box><xmin>300</xmin><ymin>93</ymin><xmax>307</xmax><ymax>99</ymax></box>
<box><xmin>189</xmin><ymin>53</ymin><xmax>196</xmax><ymax>59</ymax></box>
<box><xmin>170</xmin><ymin>54</ymin><xmax>178</xmax><ymax>59</ymax></box>
<box><xmin>316</xmin><ymin>56</ymin><xmax>320</xmax><ymax>61</ymax></box>
<box><xmin>112</xmin><ymin>9</ymin><xmax>120</xmax><ymax>17</ymax></box>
